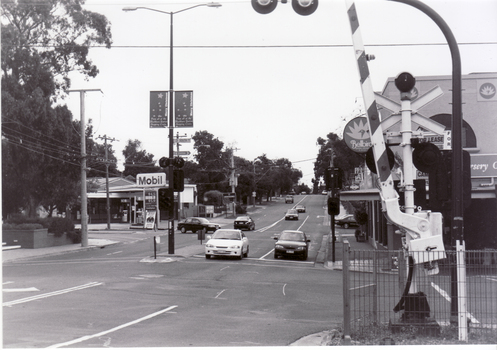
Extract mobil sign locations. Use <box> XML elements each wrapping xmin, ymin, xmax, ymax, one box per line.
<box><xmin>136</xmin><ymin>173</ymin><xmax>167</xmax><ymax>187</ymax></box>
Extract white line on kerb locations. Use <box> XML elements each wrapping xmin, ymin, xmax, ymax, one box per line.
<box><xmin>431</xmin><ymin>282</ymin><xmax>479</xmax><ymax>324</ymax></box>
<box><xmin>47</xmin><ymin>306</ymin><xmax>178</xmax><ymax>348</ymax></box>
<box><xmin>3</xmin><ymin>282</ymin><xmax>102</xmax><ymax>307</ymax></box>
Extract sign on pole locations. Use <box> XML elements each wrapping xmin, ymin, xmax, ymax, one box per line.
<box><xmin>175</xmin><ymin>91</ymin><xmax>193</xmax><ymax>127</ymax></box>
<box><xmin>150</xmin><ymin>91</ymin><xmax>168</xmax><ymax>128</ymax></box>
<box><xmin>343</xmin><ymin>117</ymin><xmax>371</xmax><ymax>153</ymax></box>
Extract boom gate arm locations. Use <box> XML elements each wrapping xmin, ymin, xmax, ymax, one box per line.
<box><xmin>345</xmin><ymin>0</ymin><xmax>445</xmax><ymax>263</ymax></box>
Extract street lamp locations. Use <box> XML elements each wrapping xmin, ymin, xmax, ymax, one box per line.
<box><xmin>123</xmin><ymin>2</ymin><xmax>221</xmax><ymax>254</ymax></box>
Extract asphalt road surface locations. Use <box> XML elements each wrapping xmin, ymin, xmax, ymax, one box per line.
<box><xmin>3</xmin><ymin>194</ymin><xmax>346</xmax><ymax>348</ymax></box>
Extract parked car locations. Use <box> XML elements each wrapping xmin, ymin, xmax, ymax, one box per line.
<box><xmin>285</xmin><ymin>195</ymin><xmax>294</xmax><ymax>203</ymax></box>
<box><xmin>205</xmin><ymin>229</ymin><xmax>249</xmax><ymax>259</ymax></box>
<box><xmin>177</xmin><ymin>217</ymin><xmax>220</xmax><ymax>234</ymax></box>
<box><xmin>322</xmin><ymin>190</ymin><xmax>328</xmax><ymax>195</ymax></box>
<box><xmin>295</xmin><ymin>204</ymin><xmax>306</xmax><ymax>213</ymax></box>
<box><xmin>285</xmin><ymin>209</ymin><xmax>299</xmax><ymax>220</ymax></box>
<box><xmin>234</xmin><ymin>216</ymin><xmax>255</xmax><ymax>231</ymax></box>
<box><xmin>274</xmin><ymin>230</ymin><xmax>311</xmax><ymax>260</ymax></box>
<box><xmin>335</xmin><ymin>214</ymin><xmax>359</xmax><ymax>229</ymax></box>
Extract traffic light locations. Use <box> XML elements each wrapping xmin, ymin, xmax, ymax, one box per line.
<box><xmin>159</xmin><ymin>157</ymin><xmax>170</xmax><ymax>168</ymax></box>
<box><xmin>324</xmin><ymin>167</ymin><xmax>342</xmax><ymax>191</ymax></box>
<box><xmin>173</xmin><ymin>169</ymin><xmax>184</xmax><ymax>192</ymax></box>
<box><xmin>158</xmin><ymin>188</ymin><xmax>174</xmax><ymax>219</ymax></box>
<box><xmin>173</xmin><ymin>157</ymin><xmax>185</xmax><ymax>168</ymax></box>
<box><xmin>328</xmin><ymin>197</ymin><xmax>340</xmax><ymax>216</ymax></box>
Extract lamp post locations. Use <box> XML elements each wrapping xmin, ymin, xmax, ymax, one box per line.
<box><xmin>123</xmin><ymin>2</ymin><xmax>221</xmax><ymax>254</ymax></box>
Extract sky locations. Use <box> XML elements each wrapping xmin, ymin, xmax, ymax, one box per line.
<box><xmin>64</xmin><ymin>0</ymin><xmax>497</xmax><ymax>187</ymax></box>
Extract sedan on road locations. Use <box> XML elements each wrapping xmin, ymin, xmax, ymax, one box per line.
<box><xmin>274</xmin><ymin>230</ymin><xmax>311</xmax><ymax>260</ymax></box>
<box><xmin>295</xmin><ymin>204</ymin><xmax>306</xmax><ymax>213</ymax></box>
<box><xmin>334</xmin><ymin>214</ymin><xmax>359</xmax><ymax>229</ymax></box>
<box><xmin>285</xmin><ymin>209</ymin><xmax>299</xmax><ymax>220</ymax></box>
<box><xmin>205</xmin><ymin>229</ymin><xmax>249</xmax><ymax>260</ymax></box>
<box><xmin>177</xmin><ymin>217</ymin><xmax>220</xmax><ymax>233</ymax></box>
<box><xmin>233</xmin><ymin>216</ymin><xmax>255</xmax><ymax>231</ymax></box>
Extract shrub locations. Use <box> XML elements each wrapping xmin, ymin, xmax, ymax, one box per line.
<box><xmin>3</xmin><ymin>216</ymin><xmax>75</xmax><ymax>236</ymax></box>
<box><xmin>2</xmin><ymin>223</ymin><xmax>44</xmax><ymax>230</ymax></box>
<box><xmin>67</xmin><ymin>229</ymin><xmax>82</xmax><ymax>244</ymax></box>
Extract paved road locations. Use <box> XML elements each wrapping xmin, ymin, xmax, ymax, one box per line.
<box><xmin>3</xmin><ymin>195</ymin><xmax>349</xmax><ymax>347</ymax></box>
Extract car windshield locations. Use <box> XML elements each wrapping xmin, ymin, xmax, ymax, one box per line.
<box><xmin>287</xmin><ymin>209</ymin><xmax>297</xmax><ymax>214</ymax></box>
<box><xmin>212</xmin><ymin>230</ymin><xmax>241</xmax><ymax>240</ymax></box>
<box><xmin>279</xmin><ymin>231</ymin><xmax>305</xmax><ymax>241</ymax></box>
<box><xmin>198</xmin><ymin>218</ymin><xmax>209</xmax><ymax>224</ymax></box>
<box><xmin>235</xmin><ymin>217</ymin><xmax>248</xmax><ymax>221</ymax></box>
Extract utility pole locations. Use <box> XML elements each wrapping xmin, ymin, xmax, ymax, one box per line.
<box><xmin>96</xmin><ymin>134</ymin><xmax>118</xmax><ymax>230</ymax></box>
<box><xmin>230</xmin><ymin>147</ymin><xmax>240</xmax><ymax>216</ymax></box>
<box><xmin>68</xmin><ymin>89</ymin><xmax>102</xmax><ymax>247</ymax></box>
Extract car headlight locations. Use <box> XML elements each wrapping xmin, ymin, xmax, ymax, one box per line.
<box><xmin>206</xmin><ymin>243</ymin><xmax>214</xmax><ymax>248</ymax></box>
<box><xmin>275</xmin><ymin>244</ymin><xmax>284</xmax><ymax>249</ymax></box>
<box><xmin>229</xmin><ymin>245</ymin><xmax>240</xmax><ymax>249</ymax></box>
<box><xmin>296</xmin><ymin>246</ymin><xmax>305</xmax><ymax>251</ymax></box>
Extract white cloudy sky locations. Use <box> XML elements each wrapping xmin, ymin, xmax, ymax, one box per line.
<box><xmin>64</xmin><ymin>0</ymin><xmax>497</xmax><ymax>186</ymax></box>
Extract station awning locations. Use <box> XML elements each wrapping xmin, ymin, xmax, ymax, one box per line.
<box><xmin>339</xmin><ymin>189</ymin><xmax>381</xmax><ymax>201</ymax></box>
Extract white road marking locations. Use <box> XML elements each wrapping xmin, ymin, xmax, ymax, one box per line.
<box><xmin>215</xmin><ymin>289</ymin><xmax>226</xmax><ymax>299</ymax></box>
<box><xmin>3</xmin><ymin>282</ymin><xmax>102</xmax><ymax>307</ymax></box>
<box><xmin>282</xmin><ymin>284</ymin><xmax>287</xmax><ymax>296</ymax></box>
<box><xmin>297</xmin><ymin>215</ymin><xmax>310</xmax><ymax>231</ymax></box>
<box><xmin>47</xmin><ymin>306</ymin><xmax>178</xmax><ymax>348</ymax></box>
<box><xmin>259</xmin><ymin>249</ymin><xmax>274</xmax><ymax>260</ymax></box>
<box><xmin>220</xmin><ymin>266</ymin><xmax>230</xmax><ymax>271</ymax></box>
<box><xmin>257</xmin><ymin>218</ymin><xmax>285</xmax><ymax>232</ymax></box>
<box><xmin>3</xmin><ymin>287</ymin><xmax>39</xmax><ymax>293</ymax></box>
<box><xmin>106</xmin><ymin>251</ymin><xmax>122</xmax><ymax>256</ymax></box>
<box><xmin>3</xmin><ymin>281</ymin><xmax>14</xmax><ymax>285</ymax></box>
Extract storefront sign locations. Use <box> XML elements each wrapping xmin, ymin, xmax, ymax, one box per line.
<box><xmin>470</xmin><ymin>154</ymin><xmax>497</xmax><ymax>178</ymax></box>
<box><xmin>343</xmin><ymin>117</ymin><xmax>371</xmax><ymax>154</ymax></box>
<box><xmin>137</xmin><ymin>173</ymin><xmax>166</xmax><ymax>187</ymax></box>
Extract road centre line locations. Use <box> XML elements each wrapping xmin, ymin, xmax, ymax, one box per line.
<box><xmin>297</xmin><ymin>215</ymin><xmax>310</xmax><ymax>231</ymax></box>
<box><xmin>3</xmin><ymin>282</ymin><xmax>102</xmax><ymax>307</ymax></box>
<box><xmin>47</xmin><ymin>305</ymin><xmax>178</xmax><ymax>348</ymax></box>
<box><xmin>215</xmin><ymin>290</ymin><xmax>226</xmax><ymax>299</ymax></box>
<box><xmin>257</xmin><ymin>218</ymin><xmax>285</xmax><ymax>232</ymax></box>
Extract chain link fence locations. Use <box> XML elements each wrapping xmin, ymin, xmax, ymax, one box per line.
<box><xmin>342</xmin><ymin>240</ymin><xmax>497</xmax><ymax>342</ymax></box>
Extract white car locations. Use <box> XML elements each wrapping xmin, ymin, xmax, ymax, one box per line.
<box><xmin>205</xmin><ymin>229</ymin><xmax>249</xmax><ymax>260</ymax></box>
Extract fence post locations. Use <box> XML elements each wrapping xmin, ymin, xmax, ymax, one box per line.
<box><xmin>342</xmin><ymin>240</ymin><xmax>352</xmax><ymax>345</ymax></box>
<box><xmin>456</xmin><ymin>240</ymin><xmax>468</xmax><ymax>342</ymax></box>
<box><xmin>373</xmin><ymin>250</ymin><xmax>378</xmax><ymax>325</ymax></box>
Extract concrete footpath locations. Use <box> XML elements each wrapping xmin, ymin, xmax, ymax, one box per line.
<box><xmin>1</xmin><ymin>212</ymin><xmax>370</xmax><ymax>346</ymax></box>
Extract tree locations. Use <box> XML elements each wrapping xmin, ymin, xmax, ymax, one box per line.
<box><xmin>1</xmin><ymin>0</ymin><xmax>112</xmax><ymax>218</ymax></box>
<box><xmin>122</xmin><ymin>139</ymin><xmax>159</xmax><ymax>179</ymax></box>
<box><xmin>314</xmin><ymin>132</ymin><xmax>364</xmax><ymax>189</ymax></box>
<box><xmin>1</xmin><ymin>0</ymin><xmax>112</xmax><ymax>96</ymax></box>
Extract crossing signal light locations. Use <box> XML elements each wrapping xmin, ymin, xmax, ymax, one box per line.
<box><xmin>251</xmin><ymin>0</ymin><xmax>278</xmax><ymax>14</ymax></box>
<box><xmin>173</xmin><ymin>169</ymin><xmax>184</xmax><ymax>192</ymax></box>
<box><xmin>412</xmin><ymin>141</ymin><xmax>441</xmax><ymax>173</ymax></box>
<box><xmin>252</xmin><ymin>0</ymin><xmax>317</xmax><ymax>15</ymax></box>
<box><xmin>292</xmin><ymin>0</ymin><xmax>318</xmax><ymax>16</ymax></box>
<box><xmin>395</xmin><ymin>72</ymin><xmax>416</xmax><ymax>93</ymax></box>
<box><xmin>158</xmin><ymin>188</ymin><xmax>174</xmax><ymax>219</ymax></box>
<box><xmin>366</xmin><ymin>146</ymin><xmax>395</xmax><ymax>174</ymax></box>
